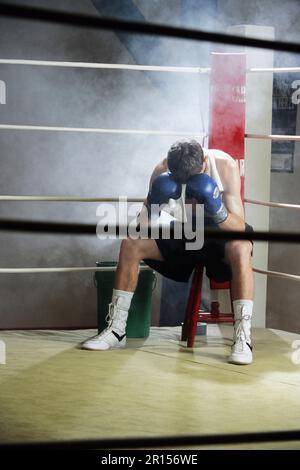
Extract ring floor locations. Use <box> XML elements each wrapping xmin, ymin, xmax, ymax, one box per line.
<box><xmin>0</xmin><ymin>325</ymin><xmax>300</xmax><ymax>450</ymax></box>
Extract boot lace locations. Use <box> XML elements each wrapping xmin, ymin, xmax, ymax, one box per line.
<box><xmin>234</xmin><ymin>311</ymin><xmax>251</xmax><ymax>352</ymax></box>
<box><xmin>105</xmin><ymin>303</ymin><xmax>115</xmax><ymax>328</ymax></box>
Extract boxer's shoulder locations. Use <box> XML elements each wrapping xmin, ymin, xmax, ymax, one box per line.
<box><xmin>161</xmin><ymin>157</ymin><xmax>168</xmax><ymax>170</ymax></box>
<box><xmin>205</xmin><ymin>148</ymin><xmax>235</xmax><ymax>163</ymax></box>
<box><xmin>206</xmin><ymin>149</ymin><xmax>238</xmax><ymax>173</ymax></box>
<box><xmin>149</xmin><ymin>158</ymin><xmax>168</xmax><ymax>187</ymax></box>
<box><xmin>154</xmin><ymin>158</ymin><xmax>168</xmax><ymax>175</ymax></box>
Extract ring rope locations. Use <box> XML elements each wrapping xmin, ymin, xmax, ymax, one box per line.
<box><xmin>0</xmin><ymin>265</ymin><xmax>298</xmax><ymax>281</ymax></box>
<box><xmin>1</xmin><ymin>59</ymin><xmax>299</xmax><ymax>74</ymax></box>
<box><xmin>0</xmin><ymin>126</ymin><xmax>298</xmax><ymax>141</ymax></box>
<box><xmin>0</xmin><ymin>196</ymin><xmax>144</xmax><ymax>202</ymax></box>
<box><xmin>0</xmin><ymin>219</ymin><xmax>299</xmax><ymax>243</ymax></box>
<box><xmin>0</xmin><ymin>266</ymin><xmax>150</xmax><ymax>274</ymax></box>
<box><xmin>0</xmin><ymin>59</ymin><xmax>209</xmax><ymax>74</ymax></box>
<box><xmin>249</xmin><ymin>67</ymin><xmax>300</xmax><ymax>73</ymax></box>
<box><xmin>1</xmin><ymin>196</ymin><xmax>300</xmax><ymax>210</ymax></box>
<box><xmin>0</xmin><ymin>4</ymin><xmax>300</xmax><ymax>54</ymax></box>
<box><xmin>0</xmin><ymin>124</ymin><xmax>205</xmax><ymax>138</ymax></box>
<box><xmin>245</xmin><ymin>198</ymin><xmax>300</xmax><ymax>210</ymax></box>
<box><xmin>253</xmin><ymin>268</ymin><xmax>300</xmax><ymax>282</ymax></box>
<box><xmin>246</xmin><ymin>133</ymin><xmax>300</xmax><ymax>141</ymax></box>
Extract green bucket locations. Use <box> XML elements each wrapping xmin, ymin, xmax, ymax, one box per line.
<box><xmin>95</xmin><ymin>261</ymin><xmax>155</xmax><ymax>338</ymax></box>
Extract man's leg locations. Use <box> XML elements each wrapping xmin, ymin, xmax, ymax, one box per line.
<box><xmin>114</xmin><ymin>238</ymin><xmax>164</xmax><ymax>292</ymax></box>
<box><xmin>81</xmin><ymin>238</ymin><xmax>164</xmax><ymax>350</ymax></box>
<box><xmin>224</xmin><ymin>240</ymin><xmax>254</xmax><ymax>365</ymax></box>
<box><xmin>224</xmin><ymin>240</ymin><xmax>254</xmax><ymax>300</ymax></box>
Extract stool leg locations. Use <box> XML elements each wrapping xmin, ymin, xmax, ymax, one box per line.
<box><xmin>187</xmin><ymin>267</ymin><xmax>203</xmax><ymax>347</ymax></box>
<box><xmin>182</xmin><ymin>266</ymin><xmax>204</xmax><ymax>346</ymax></box>
<box><xmin>181</xmin><ymin>271</ymin><xmax>197</xmax><ymax>342</ymax></box>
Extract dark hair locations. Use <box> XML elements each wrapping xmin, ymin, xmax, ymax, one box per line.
<box><xmin>167</xmin><ymin>140</ymin><xmax>204</xmax><ymax>183</ymax></box>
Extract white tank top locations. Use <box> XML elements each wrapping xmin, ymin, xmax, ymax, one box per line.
<box><xmin>203</xmin><ymin>148</ymin><xmax>224</xmax><ymax>193</ymax></box>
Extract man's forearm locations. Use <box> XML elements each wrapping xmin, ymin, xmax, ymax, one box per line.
<box><xmin>219</xmin><ymin>212</ymin><xmax>245</xmax><ymax>231</ymax></box>
<box><xmin>137</xmin><ymin>202</ymin><xmax>150</xmax><ymax>227</ymax></box>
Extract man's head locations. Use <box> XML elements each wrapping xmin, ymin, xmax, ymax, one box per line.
<box><xmin>167</xmin><ymin>139</ymin><xmax>205</xmax><ymax>183</ymax></box>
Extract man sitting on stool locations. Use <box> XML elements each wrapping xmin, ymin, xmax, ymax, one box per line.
<box><xmin>82</xmin><ymin>140</ymin><xmax>254</xmax><ymax>365</ymax></box>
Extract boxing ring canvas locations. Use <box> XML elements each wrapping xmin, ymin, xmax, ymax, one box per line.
<box><xmin>1</xmin><ymin>0</ymin><xmax>300</xmax><ymax>451</ymax></box>
<box><xmin>1</xmin><ymin>325</ymin><xmax>300</xmax><ymax>448</ymax></box>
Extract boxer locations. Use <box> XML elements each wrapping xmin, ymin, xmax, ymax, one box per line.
<box><xmin>82</xmin><ymin>140</ymin><xmax>254</xmax><ymax>365</ymax></box>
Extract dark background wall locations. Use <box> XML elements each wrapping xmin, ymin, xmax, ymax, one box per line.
<box><xmin>216</xmin><ymin>3</ymin><xmax>300</xmax><ymax>334</ymax></box>
<box><xmin>0</xmin><ymin>0</ymin><xmax>299</xmax><ymax>331</ymax></box>
<box><xmin>0</xmin><ymin>0</ymin><xmax>210</xmax><ymax>328</ymax></box>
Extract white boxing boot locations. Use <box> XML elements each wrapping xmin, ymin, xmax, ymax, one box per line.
<box><xmin>228</xmin><ymin>300</ymin><xmax>253</xmax><ymax>365</ymax></box>
<box><xmin>81</xmin><ymin>289</ymin><xmax>133</xmax><ymax>351</ymax></box>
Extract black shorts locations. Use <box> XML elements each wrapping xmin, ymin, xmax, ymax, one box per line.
<box><xmin>144</xmin><ymin>223</ymin><xmax>253</xmax><ymax>283</ymax></box>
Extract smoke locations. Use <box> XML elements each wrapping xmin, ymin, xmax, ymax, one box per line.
<box><xmin>0</xmin><ymin>0</ymin><xmax>300</xmax><ymax>327</ymax></box>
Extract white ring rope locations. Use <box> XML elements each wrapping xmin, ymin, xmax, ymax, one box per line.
<box><xmin>0</xmin><ymin>124</ymin><xmax>205</xmax><ymax>138</ymax></box>
<box><xmin>0</xmin><ymin>265</ymin><xmax>298</xmax><ymax>281</ymax></box>
<box><xmin>0</xmin><ymin>59</ymin><xmax>210</xmax><ymax>74</ymax></box>
<box><xmin>246</xmin><ymin>133</ymin><xmax>300</xmax><ymax>141</ymax></box>
<box><xmin>0</xmin><ymin>266</ymin><xmax>151</xmax><ymax>274</ymax></box>
<box><xmin>253</xmin><ymin>268</ymin><xmax>300</xmax><ymax>282</ymax></box>
<box><xmin>1</xmin><ymin>196</ymin><xmax>300</xmax><ymax>209</ymax></box>
<box><xmin>0</xmin><ymin>196</ymin><xmax>144</xmax><ymax>202</ymax></box>
<box><xmin>1</xmin><ymin>60</ymin><xmax>298</xmax><ymax>280</ymax></box>
<box><xmin>1</xmin><ymin>195</ymin><xmax>300</xmax><ymax>210</ymax></box>
<box><xmin>1</xmin><ymin>127</ymin><xmax>298</xmax><ymax>141</ymax></box>
<box><xmin>245</xmin><ymin>198</ymin><xmax>300</xmax><ymax>210</ymax></box>
<box><xmin>249</xmin><ymin>67</ymin><xmax>300</xmax><ymax>73</ymax></box>
<box><xmin>0</xmin><ymin>59</ymin><xmax>299</xmax><ymax>74</ymax></box>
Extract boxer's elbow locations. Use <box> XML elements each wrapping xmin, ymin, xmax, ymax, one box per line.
<box><xmin>219</xmin><ymin>212</ymin><xmax>245</xmax><ymax>231</ymax></box>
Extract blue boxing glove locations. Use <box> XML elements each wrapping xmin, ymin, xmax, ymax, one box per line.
<box><xmin>147</xmin><ymin>172</ymin><xmax>182</xmax><ymax>219</ymax></box>
<box><xmin>186</xmin><ymin>173</ymin><xmax>228</xmax><ymax>224</ymax></box>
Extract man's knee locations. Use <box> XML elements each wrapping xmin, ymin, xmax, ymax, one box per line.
<box><xmin>225</xmin><ymin>240</ymin><xmax>252</xmax><ymax>266</ymax></box>
<box><xmin>120</xmin><ymin>238</ymin><xmax>142</xmax><ymax>259</ymax></box>
<box><xmin>120</xmin><ymin>238</ymin><xmax>163</xmax><ymax>262</ymax></box>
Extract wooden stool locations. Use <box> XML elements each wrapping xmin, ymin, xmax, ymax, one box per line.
<box><xmin>181</xmin><ymin>266</ymin><xmax>234</xmax><ymax>347</ymax></box>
